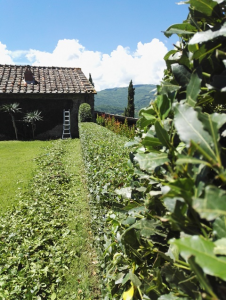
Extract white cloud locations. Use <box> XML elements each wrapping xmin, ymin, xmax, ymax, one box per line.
<box><xmin>10</xmin><ymin>50</ymin><xmax>29</xmax><ymax>59</ymax></box>
<box><xmin>94</xmin><ymin>39</ymin><xmax>168</xmax><ymax>90</ymax></box>
<box><xmin>0</xmin><ymin>39</ymin><xmax>168</xmax><ymax>91</ymax></box>
<box><xmin>0</xmin><ymin>42</ymin><xmax>14</xmax><ymax>64</ymax></box>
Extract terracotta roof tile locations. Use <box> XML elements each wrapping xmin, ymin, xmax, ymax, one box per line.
<box><xmin>0</xmin><ymin>64</ymin><xmax>96</xmax><ymax>94</ymax></box>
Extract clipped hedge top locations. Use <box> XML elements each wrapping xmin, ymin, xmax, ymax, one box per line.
<box><xmin>78</xmin><ymin>103</ymin><xmax>92</xmax><ymax>122</ymax></box>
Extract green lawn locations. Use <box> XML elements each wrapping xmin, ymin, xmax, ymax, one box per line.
<box><xmin>58</xmin><ymin>139</ymin><xmax>100</xmax><ymax>299</ymax></box>
<box><xmin>0</xmin><ymin>140</ymin><xmax>52</xmax><ymax>214</ymax></box>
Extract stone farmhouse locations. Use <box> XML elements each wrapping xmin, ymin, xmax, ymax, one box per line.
<box><xmin>0</xmin><ymin>64</ymin><xmax>96</xmax><ymax>140</ymax></box>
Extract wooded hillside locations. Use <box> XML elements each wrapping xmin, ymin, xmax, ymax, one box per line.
<box><xmin>95</xmin><ymin>84</ymin><xmax>156</xmax><ymax>116</ymax></box>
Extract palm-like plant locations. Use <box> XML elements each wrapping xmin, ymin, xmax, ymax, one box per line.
<box><xmin>24</xmin><ymin>110</ymin><xmax>43</xmax><ymax>139</ymax></box>
<box><xmin>0</xmin><ymin>103</ymin><xmax>21</xmax><ymax>140</ymax></box>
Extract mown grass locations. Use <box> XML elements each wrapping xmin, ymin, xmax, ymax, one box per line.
<box><xmin>58</xmin><ymin>139</ymin><xmax>100</xmax><ymax>299</ymax></box>
<box><xmin>0</xmin><ymin>141</ymin><xmax>52</xmax><ymax>214</ymax></box>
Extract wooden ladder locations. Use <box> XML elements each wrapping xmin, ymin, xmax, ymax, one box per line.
<box><xmin>62</xmin><ymin>109</ymin><xmax>71</xmax><ymax>139</ymax></box>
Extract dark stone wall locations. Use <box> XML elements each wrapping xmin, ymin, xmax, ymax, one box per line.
<box><xmin>0</xmin><ymin>93</ymin><xmax>94</xmax><ymax>140</ymax></box>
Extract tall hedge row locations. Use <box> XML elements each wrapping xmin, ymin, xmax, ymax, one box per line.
<box><xmin>125</xmin><ymin>0</ymin><xmax>226</xmax><ymax>299</ymax></box>
<box><xmin>81</xmin><ymin>1</ymin><xmax>226</xmax><ymax>299</ymax></box>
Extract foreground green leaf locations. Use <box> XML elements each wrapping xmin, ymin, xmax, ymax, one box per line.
<box><xmin>188</xmin><ymin>0</ymin><xmax>218</xmax><ymax>16</ymax></box>
<box><xmin>213</xmin><ymin>216</ymin><xmax>226</xmax><ymax>239</ymax></box>
<box><xmin>174</xmin><ymin>103</ymin><xmax>216</xmax><ymax>162</ymax></box>
<box><xmin>186</xmin><ymin>71</ymin><xmax>202</xmax><ymax>106</ymax></box>
<box><xmin>171</xmin><ymin>64</ymin><xmax>191</xmax><ymax>87</ymax></box>
<box><xmin>156</xmin><ymin>94</ymin><xmax>172</xmax><ymax>120</ymax></box>
<box><xmin>155</xmin><ymin>120</ymin><xmax>172</xmax><ymax>149</ymax></box>
<box><xmin>214</xmin><ymin>238</ymin><xmax>226</xmax><ymax>255</ymax></box>
<box><xmin>189</xmin><ymin>23</ymin><xmax>226</xmax><ymax>44</ymax></box>
<box><xmin>193</xmin><ymin>185</ymin><xmax>226</xmax><ymax>220</ymax></box>
<box><xmin>158</xmin><ymin>293</ymin><xmax>188</xmax><ymax>300</ymax></box>
<box><xmin>164</xmin><ymin>23</ymin><xmax>197</xmax><ymax>37</ymax></box>
<box><xmin>188</xmin><ymin>256</ymin><xmax>217</xmax><ymax>299</ymax></box>
<box><xmin>134</xmin><ymin>152</ymin><xmax>169</xmax><ymax>172</ymax></box>
<box><xmin>171</xmin><ymin>235</ymin><xmax>226</xmax><ymax>281</ymax></box>
<box><xmin>160</xmin><ymin>81</ymin><xmax>181</xmax><ymax>95</ymax></box>
<box><xmin>176</xmin><ymin>155</ymin><xmax>211</xmax><ymax>167</ymax></box>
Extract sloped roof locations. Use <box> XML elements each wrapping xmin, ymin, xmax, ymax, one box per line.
<box><xmin>0</xmin><ymin>64</ymin><xmax>96</xmax><ymax>94</ymax></box>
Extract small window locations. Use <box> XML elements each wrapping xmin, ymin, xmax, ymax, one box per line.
<box><xmin>24</xmin><ymin>67</ymin><xmax>37</xmax><ymax>84</ymax></box>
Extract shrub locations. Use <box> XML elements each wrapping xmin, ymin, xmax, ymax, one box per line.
<box><xmin>96</xmin><ymin>113</ymin><xmax>136</xmax><ymax>139</ymax></box>
<box><xmin>0</xmin><ymin>141</ymin><xmax>75</xmax><ymax>299</ymax></box>
<box><xmin>78</xmin><ymin>103</ymin><xmax>92</xmax><ymax>122</ymax></box>
<box><xmin>79</xmin><ymin>123</ymin><xmax>133</xmax><ymax>298</ymax></box>
<box><xmin>96</xmin><ymin>113</ymin><xmax>105</xmax><ymax>126</ymax></box>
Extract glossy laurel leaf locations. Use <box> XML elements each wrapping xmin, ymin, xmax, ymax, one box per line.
<box><xmin>214</xmin><ymin>238</ymin><xmax>226</xmax><ymax>255</ymax></box>
<box><xmin>193</xmin><ymin>185</ymin><xmax>226</xmax><ymax>220</ymax></box>
<box><xmin>171</xmin><ymin>235</ymin><xmax>226</xmax><ymax>281</ymax></box>
<box><xmin>134</xmin><ymin>152</ymin><xmax>169</xmax><ymax>172</ymax></box>
<box><xmin>171</xmin><ymin>64</ymin><xmax>191</xmax><ymax>87</ymax></box>
<box><xmin>186</xmin><ymin>70</ymin><xmax>202</xmax><ymax>106</ymax></box>
<box><xmin>155</xmin><ymin>120</ymin><xmax>171</xmax><ymax>149</ymax></box>
<box><xmin>155</xmin><ymin>94</ymin><xmax>172</xmax><ymax>120</ymax></box>
<box><xmin>174</xmin><ymin>103</ymin><xmax>216</xmax><ymax>162</ymax></box>
<box><xmin>189</xmin><ymin>23</ymin><xmax>226</xmax><ymax>44</ymax></box>
<box><xmin>213</xmin><ymin>216</ymin><xmax>226</xmax><ymax>239</ymax></box>
<box><xmin>187</xmin><ymin>0</ymin><xmax>218</xmax><ymax>16</ymax></box>
<box><xmin>164</xmin><ymin>23</ymin><xmax>197</xmax><ymax>38</ymax></box>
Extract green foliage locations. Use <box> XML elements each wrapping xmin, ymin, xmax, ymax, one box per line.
<box><xmin>0</xmin><ymin>102</ymin><xmax>21</xmax><ymax>114</ymax></box>
<box><xmin>0</xmin><ymin>105</ymin><xmax>43</xmax><ymax>140</ymax></box>
<box><xmin>95</xmin><ymin>84</ymin><xmax>155</xmax><ymax>117</ymax></box>
<box><xmin>24</xmin><ymin>110</ymin><xmax>43</xmax><ymax>139</ymax></box>
<box><xmin>0</xmin><ymin>141</ymin><xmax>72</xmax><ymax>298</ymax></box>
<box><xmin>119</xmin><ymin>1</ymin><xmax>226</xmax><ymax>299</ymax></box>
<box><xmin>79</xmin><ymin>103</ymin><xmax>92</xmax><ymax>122</ymax></box>
<box><xmin>79</xmin><ymin>123</ymin><xmax>135</xmax><ymax>298</ymax></box>
<box><xmin>0</xmin><ymin>140</ymin><xmax>100</xmax><ymax>299</ymax></box>
<box><xmin>96</xmin><ymin>113</ymin><xmax>105</xmax><ymax>126</ymax></box>
<box><xmin>0</xmin><ymin>103</ymin><xmax>21</xmax><ymax>140</ymax></box>
<box><xmin>96</xmin><ymin>113</ymin><xmax>136</xmax><ymax>139</ymax></box>
<box><xmin>125</xmin><ymin>80</ymin><xmax>135</xmax><ymax>118</ymax></box>
<box><xmin>89</xmin><ymin>73</ymin><xmax>95</xmax><ymax>87</ymax></box>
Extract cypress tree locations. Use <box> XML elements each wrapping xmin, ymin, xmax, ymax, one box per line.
<box><xmin>89</xmin><ymin>73</ymin><xmax>94</xmax><ymax>87</ymax></box>
<box><xmin>124</xmin><ymin>80</ymin><xmax>135</xmax><ymax>117</ymax></box>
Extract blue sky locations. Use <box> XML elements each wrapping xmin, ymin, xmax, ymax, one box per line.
<box><xmin>0</xmin><ymin>0</ymin><xmax>189</xmax><ymax>90</ymax></box>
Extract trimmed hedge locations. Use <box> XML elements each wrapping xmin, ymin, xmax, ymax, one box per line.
<box><xmin>0</xmin><ymin>141</ymin><xmax>75</xmax><ymax>299</ymax></box>
<box><xmin>78</xmin><ymin>103</ymin><xmax>92</xmax><ymax>122</ymax></box>
<box><xmin>79</xmin><ymin>123</ymin><xmax>135</xmax><ymax>298</ymax></box>
<box><xmin>115</xmin><ymin>1</ymin><xmax>226</xmax><ymax>299</ymax></box>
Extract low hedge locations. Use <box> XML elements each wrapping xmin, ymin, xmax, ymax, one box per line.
<box><xmin>79</xmin><ymin>123</ymin><xmax>135</xmax><ymax>298</ymax></box>
<box><xmin>0</xmin><ymin>141</ymin><xmax>75</xmax><ymax>299</ymax></box>
<box><xmin>80</xmin><ymin>123</ymin><xmax>178</xmax><ymax>299</ymax></box>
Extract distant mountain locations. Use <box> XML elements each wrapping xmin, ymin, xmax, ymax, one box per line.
<box><xmin>94</xmin><ymin>84</ymin><xmax>156</xmax><ymax>117</ymax></box>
